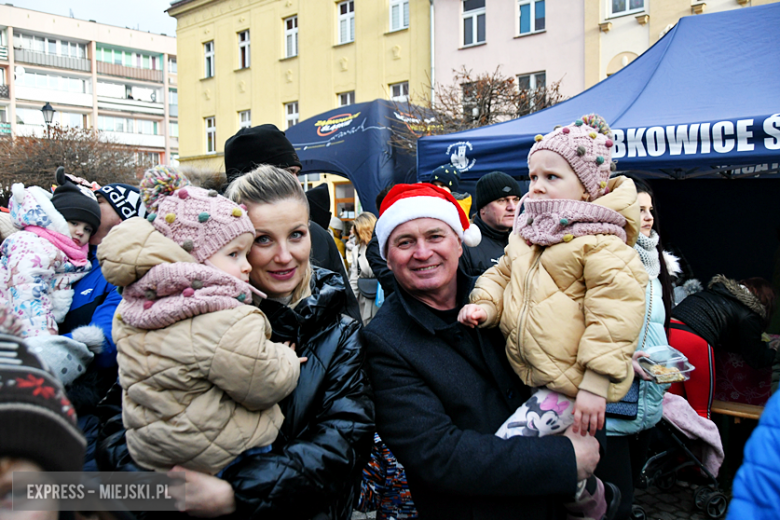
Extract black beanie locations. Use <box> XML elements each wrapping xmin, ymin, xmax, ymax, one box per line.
<box><xmin>51</xmin><ymin>167</ymin><xmax>101</xmax><ymax>232</ymax></box>
<box><xmin>306</xmin><ymin>183</ymin><xmax>332</xmax><ymax>230</ymax></box>
<box><xmin>430</xmin><ymin>164</ymin><xmax>461</xmax><ymax>192</ymax></box>
<box><xmin>0</xmin><ymin>303</ymin><xmax>86</xmax><ymax>472</ymax></box>
<box><xmin>96</xmin><ymin>183</ymin><xmax>147</xmax><ymax>221</ymax></box>
<box><xmin>224</xmin><ymin>124</ymin><xmax>303</xmax><ymax>184</ymax></box>
<box><xmin>475</xmin><ymin>171</ymin><xmax>523</xmax><ymax>213</ymax></box>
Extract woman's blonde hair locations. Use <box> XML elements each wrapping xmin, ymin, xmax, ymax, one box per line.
<box><xmin>353</xmin><ymin>212</ymin><xmax>377</xmax><ymax>246</ymax></box>
<box><xmin>224</xmin><ymin>164</ymin><xmax>312</xmax><ymax>304</ymax></box>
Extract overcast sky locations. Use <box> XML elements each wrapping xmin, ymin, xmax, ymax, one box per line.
<box><xmin>17</xmin><ymin>0</ymin><xmax>178</xmax><ymax>36</ymax></box>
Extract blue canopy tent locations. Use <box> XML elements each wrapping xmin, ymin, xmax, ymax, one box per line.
<box><xmin>285</xmin><ymin>99</ymin><xmax>418</xmax><ymax>215</ymax></box>
<box><xmin>417</xmin><ymin>3</ymin><xmax>780</xmax><ymax>194</ymax></box>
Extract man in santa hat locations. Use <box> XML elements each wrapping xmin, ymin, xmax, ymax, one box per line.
<box><xmin>361</xmin><ymin>183</ymin><xmax>599</xmax><ymax>520</ymax></box>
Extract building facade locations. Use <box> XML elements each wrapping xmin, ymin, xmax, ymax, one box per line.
<box><xmin>433</xmin><ymin>0</ymin><xmax>585</xmax><ymax>102</ymax></box>
<box><xmin>584</xmin><ymin>0</ymin><xmax>777</xmax><ymax>87</ymax></box>
<box><xmin>167</xmin><ymin>0</ymin><xmax>431</xmax><ymax>173</ymax></box>
<box><xmin>0</xmin><ymin>5</ymin><xmax>178</xmax><ymax>165</ymax></box>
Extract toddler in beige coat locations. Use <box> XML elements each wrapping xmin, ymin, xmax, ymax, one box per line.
<box><xmin>99</xmin><ymin>167</ymin><xmax>302</xmax><ymax>474</ymax></box>
<box><xmin>459</xmin><ymin>115</ymin><xmax>648</xmax><ymax>520</ymax></box>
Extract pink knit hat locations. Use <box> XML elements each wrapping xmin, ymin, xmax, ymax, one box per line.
<box><xmin>529</xmin><ymin>114</ymin><xmax>616</xmax><ymax>201</ymax></box>
<box><xmin>140</xmin><ymin>166</ymin><xmax>255</xmax><ymax>263</ymax></box>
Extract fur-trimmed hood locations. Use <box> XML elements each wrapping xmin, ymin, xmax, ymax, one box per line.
<box><xmin>709</xmin><ymin>274</ymin><xmax>766</xmax><ymax>320</ymax></box>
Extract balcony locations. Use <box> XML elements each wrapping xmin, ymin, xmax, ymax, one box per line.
<box><xmin>100</xmin><ymin>130</ymin><xmax>165</xmax><ymax>148</ymax></box>
<box><xmin>14</xmin><ymin>48</ymin><xmax>90</xmax><ymax>73</ymax></box>
<box><xmin>0</xmin><ymin>46</ymin><xmax>7</xmax><ymax>61</ymax></box>
<box><xmin>97</xmin><ymin>96</ymin><xmax>164</xmax><ymax>116</ymax></box>
<box><xmin>97</xmin><ymin>62</ymin><xmax>163</xmax><ymax>83</ymax></box>
<box><xmin>0</xmin><ymin>122</ymin><xmax>10</xmax><ymax>137</ymax></box>
<box><xmin>15</xmin><ymin>85</ymin><xmax>93</xmax><ymax>107</ymax></box>
<box><xmin>0</xmin><ymin>85</ymin><xmax>8</xmax><ymax>99</ymax></box>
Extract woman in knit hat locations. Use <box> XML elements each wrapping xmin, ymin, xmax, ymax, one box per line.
<box><xmin>96</xmin><ymin>166</ymin><xmax>302</xmax><ymax>475</ymax></box>
<box><xmin>459</xmin><ymin>115</ymin><xmax>648</xmax><ymax>520</ymax></box>
<box><xmin>0</xmin><ymin>168</ymin><xmax>101</xmax><ymax>339</ymax></box>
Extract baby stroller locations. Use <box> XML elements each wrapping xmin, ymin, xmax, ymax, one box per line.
<box><xmin>632</xmin><ymin>418</ymin><xmax>728</xmax><ymax>520</ymax></box>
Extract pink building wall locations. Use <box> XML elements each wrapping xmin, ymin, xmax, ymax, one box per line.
<box><xmin>433</xmin><ymin>0</ymin><xmax>585</xmax><ymax>100</ymax></box>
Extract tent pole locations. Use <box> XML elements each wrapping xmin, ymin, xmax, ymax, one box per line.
<box><xmin>429</xmin><ymin>0</ymin><xmax>435</xmax><ymax>104</ymax></box>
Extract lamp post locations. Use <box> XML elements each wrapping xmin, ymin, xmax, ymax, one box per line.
<box><xmin>41</xmin><ymin>102</ymin><xmax>55</xmax><ymax>138</ymax></box>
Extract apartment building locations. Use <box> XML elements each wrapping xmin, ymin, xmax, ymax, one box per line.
<box><xmin>167</xmin><ymin>0</ymin><xmax>431</xmax><ymax>172</ymax></box>
<box><xmin>0</xmin><ymin>5</ymin><xmax>178</xmax><ymax>165</ymax></box>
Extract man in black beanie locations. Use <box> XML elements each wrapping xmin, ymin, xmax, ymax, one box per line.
<box><xmin>306</xmin><ymin>183</ymin><xmax>332</xmax><ymax>231</ymax></box>
<box><xmin>459</xmin><ymin>171</ymin><xmax>523</xmax><ymax>276</ymax></box>
<box><xmin>223</xmin><ymin>125</ymin><xmax>361</xmax><ymax>321</ymax></box>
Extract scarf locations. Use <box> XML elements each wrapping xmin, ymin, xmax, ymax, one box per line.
<box><xmin>634</xmin><ymin>230</ymin><xmax>661</xmax><ymax>279</ymax></box>
<box><xmin>25</xmin><ymin>225</ymin><xmax>89</xmax><ymax>267</ymax></box>
<box><xmin>514</xmin><ymin>197</ymin><xmax>627</xmax><ymax>246</ymax></box>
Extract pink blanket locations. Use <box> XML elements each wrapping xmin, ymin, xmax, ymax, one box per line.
<box><xmin>662</xmin><ymin>393</ymin><xmax>724</xmax><ymax>477</ymax></box>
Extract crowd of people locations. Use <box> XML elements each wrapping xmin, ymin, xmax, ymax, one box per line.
<box><xmin>0</xmin><ymin>113</ymin><xmax>778</xmax><ymax>520</ymax></box>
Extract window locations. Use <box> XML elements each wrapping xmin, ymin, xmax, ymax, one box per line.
<box><xmin>338</xmin><ymin>91</ymin><xmax>355</xmax><ymax>106</ymax></box>
<box><xmin>169</xmin><ymin>89</ymin><xmax>178</xmax><ymax>106</ymax></box>
<box><xmin>285</xmin><ymin>16</ymin><xmax>299</xmax><ymax>58</ymax></box>
<box><xmin>205</xmin><ymin>116</ymin><xmax>216</xmax><ymax>153</ymax></box>
<box><xmin>463</xmin><ymin>0</ymin><xmax>486</xmax><ymax>46</ymax></box>
<box><xmin>238</xmin><ymin>30</ymin><xmax>250</xmax><ymax>69</ymax></box>
<box><xmin>390</xmin><ymin>0</ymin><xmax>409</xmax><ymax>31</ymax></box>
<box><xmin>285</xmin><ymin>102</ymin><xmax>299</xmax><ymax>129</ymax></box>
<box><xmin>611</xmin><ymin>0</ymin><xmax>644</xmax><ymax>16</ymax></box>
<box><xmin>338</xmin><ymin>1</ymin><xmax>355</xmax><ymax>44</ymax></box>
<box><xmin>204</xmin><ymin>41</ymin><xmax>215</xmax><ymax>78</ymax></box>
<box><xmin>168</xmin><ymin>57</ymin><xmax>177</xmax><ymax>74</ymax></box>
<box><xmin>518</xmin><ymin>0</ymin><xmax>545</xmax><ymax>34</ymax></box>
<box><xmin>239</xmin><ymin>110</ymin><xmax>251</xmax><ymax>129</ymax></box>
<box><xmin>517</xmin><ymin>71</ymin><xmax>546</xmax><ymax>114</ymax></box>
<box><xmin>390</xmin><ymin>81</ymin><xmax>409</xmax><ymax>102</ymax></box>
<box><xmin>170</xmin><ymin>122</ymin><xmax>179</xmax><ymax>138</ymax></box>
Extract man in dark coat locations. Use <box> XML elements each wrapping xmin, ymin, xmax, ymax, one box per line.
<box><xmin>224</xmin><ymin>124</ymin><xmax>361</xmax><ymax>321</ymax></box>
<box><xmin>459</xmin><ymin>171</ymin><xmax>522</xmax><ymax>277</ymax></box>
<box><xmin>362</xmin><ymin>184</ymin><xmax>600</xmax><ymax>520</ymax></box>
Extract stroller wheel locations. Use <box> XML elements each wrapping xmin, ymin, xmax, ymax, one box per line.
<box><xmin>630</xmin><ymin>505</ymin><xmax>647</xmax><ymax>520</ymax></box>
<box><xmin>655</xmin><ymin>471</ymin><xmax>677</xmax><ymax>491</ymax></box>
<box><xmin>705</xmin><ymin>492</ymin><xmax>728</xmax><ymax>519</ymax></box>
<box><xmin>694</xmin><ymin>486</ymin><xmax>713</xmax><ymax>510</ymax></box>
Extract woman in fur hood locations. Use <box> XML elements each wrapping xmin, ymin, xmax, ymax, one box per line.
<box><xmin>669</xmin><ymin>274</ymin><xmax>776</xmax><ymax>418</ymax></box>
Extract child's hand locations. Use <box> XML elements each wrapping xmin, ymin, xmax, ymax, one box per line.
<box><xmin>458</xmin><ymin>304</ymin><xmax>487</xmax><ymax>328</ymax></box>
<box><xmin>632</xmin><ymin>351</ymin><xmax>653</xmax><ymax>381</ymax></box>
<box><xmin>572</xmin><ymin>389</ymin><xmax>606</xmax><ymax>436</ymax></box>
<box><xmin>286</xmin><ymin>341</ymin><xmax>308</xmax><ymax>364</ymax></box>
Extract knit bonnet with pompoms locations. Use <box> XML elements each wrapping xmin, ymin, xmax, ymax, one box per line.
<box><xmin>529</xmin><ymin>114</ymin><xmax>616</xmax><ymax>201</ymax></box>
<box><xmin>140</xmin><ymin>166</ymin><xmax>256</xmax><ymax>264</ymax></box>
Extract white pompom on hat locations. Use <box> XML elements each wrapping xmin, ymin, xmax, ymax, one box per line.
<box><xmin>375</xmin><ymin>183</ymin><xmax>481</xmax><ymax>259</ymax></box>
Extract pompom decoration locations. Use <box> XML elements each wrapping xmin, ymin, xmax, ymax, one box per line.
<box><xmin>462</xmin><ymin>225</ymin><xmax>482</xmax><ymax>248</ymax></box>
<box><xmin>600</xmin><ymin>181</ymin><xmax>607</xmax><ymax>188</ymax></box>
<box><xmin>575</xmin><ymin>119</ymin><xmax>583</xmax><ymax>126</ymax></box>
<box><xmin>140</xmin><ymin>165</ymin><xmax>190</xmax><ymax>212</ymax></box>
<box><xmin>610</xmin><ymin>162</ymin><xmax>617</xmax><ymax>172</ymax></box>
<box><xmin>605</xmin><ymin>139</ymin><xmax>614</xmax><ymax>148</ymax></box>
<box><xmin>177</xmin><ymin>189</ymin><xmax>189</xmax><ymax>199</ymax></box>
<box><xmin>563</xmin><ymin>234</ymin><xmax>574</xmax><ymax>242</ymax></box>
<box><xmin>559</xmin><ymin>218</ymin><xmax>569</xmax><ymax>226</ymax></box>
<box><xmin>237</xmin><ymin>293</ymin><xmax>246</xmax><ymax>302</ymax></box>
<box><xmin>208</xmin><ymin>190</ymin><xmax>218</xmax><ymax>197</ymax></box>
<box><xmin>181</xmin><ymin>239</ymin><xmax>194</xmax><ymax>252</ymax></box>
<box><xmin>198</xmin><ymin>212</ymin><xmax>210</xmax><ymax>223</ymax></box>
<box><xmin>561</xmin><ymin>127</ymin><xmax>570</xmax><ymax>134</ymax></box>
<box><xmin>144</xmin><ymin>289</ymin><xmax>156</xmax><ymax>301</ymax></box>
<box><xmin>182</xmin><ymin>288</ymin><xmax>195</xmax><ymax>297</ymax></box>
<box><xmin>231</xmin><ymin>208</ymin><xmax>242</xmax><ymax>217</ymax></box>
<box><xmin>589</xmin><ymin>132</ymin><xmax>598</xmax><ymax>139</ymax></box>
<box><xmin>165</xmin><ymin>213</ymin><xmax>176</xmax><ymax>224</ymax></box>
<box><xmin>147</xmin><ymin>213</ymin><xmax>157</xmax><ymax>222</ymax></box>
<box><xmin>577</xmin><ymin>146</ymin><xmax>587</xmax><ymax>156</ymax></box>
<box><xmin>191</xmin><ymin>280</ymin><xmax>203</xmax><ymax>289</ymax></box>
<box><xmin>239</xmin><ymin>204</ymin><xmax>247</xmax><ymax>211</ymax></box>
<box><xmin>554</xmin><ymin>125</ymin><xmax>562</xmax><ymax>130</ymax></box>
<box><xmin>534</xmin><ymin>134</ymin><xmax>544</xmax><ymax>142</ymax></box>
<box><xmin>527</xmin><ymin>217</ymin><xmax>534</xmax><ymax>225</ymax></box>
<box><xmin>596</xmin><ymin>156</ymin><xmax>605</xmax><ymax>165</ymax></box>
<box><xmin>143</xmin><ymin>301</ymin><xmax>154</xmax><ymax>310</ymax></box>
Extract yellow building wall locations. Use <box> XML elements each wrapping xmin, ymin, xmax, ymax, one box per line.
<box><xmin>169</xmin><ymin>0</ymin><xmax>431</xmax><ymax>172</ymax></box>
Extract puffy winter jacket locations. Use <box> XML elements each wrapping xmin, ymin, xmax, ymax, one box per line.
<box><xmin>99</xmin><ymin>217</ymin><xmax>300</xmax><ymax>474</ymax></box>
<box><xmin>727</xmin><ymin>390</ymin><xmax>780</xmax><ymax>520</ymax></box>
<box><xmin>672</xmin><ymin>276</ymin><xmax>774</xmax><ymax>369</ymax></box>
<box><xmin>0</xmin><ymin>184</ymin><xmax>90</xmax><ymax>337</ymax></box>
<box><xmin>96</xmin><ymin>267</ymin><xmax>375</xmax><ymax>520</ymax></box>
<box><xmin>470</xmin><ymin>176</ymin><xmax>648</xmax><ymax>402</ymax></box>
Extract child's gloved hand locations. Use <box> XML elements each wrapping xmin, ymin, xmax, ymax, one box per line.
<box><xmin>458</xmin><ymin>304</ymin><xmax>487</xmax><ymax>328</ymax></box>
<box><xmin>572</xmin><ymin>389</ymin><xmax>606</xmax><ymax>436</ymax></box>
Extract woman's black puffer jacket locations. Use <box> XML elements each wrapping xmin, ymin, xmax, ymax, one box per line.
<box><xmin>95</xmin><ymin>268</ymin><xmax>375</xmax><ymax>520</ymax></box>
<box><xmin>672</xmin><ymin>275</ymin><xmax>773</xmax><ymax>369</ymax></box>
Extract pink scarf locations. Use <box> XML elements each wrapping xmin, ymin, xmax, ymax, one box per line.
<box><xmin>26</xmin><ymin>225</ymin><xmax>89</xmax><ymax>267</ymax></box>
<box><xmin>514</xmin><ymin>197</ymin><xmax>627</xmax><ymax>246</ymax></box>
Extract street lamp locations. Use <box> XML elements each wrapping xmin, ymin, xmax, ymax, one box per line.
<box><xmin>41</xmin><ymin>102</ymin><xmax>55</xmax><ymax>138</ymax></box>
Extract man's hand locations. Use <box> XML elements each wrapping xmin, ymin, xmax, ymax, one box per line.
<box><xmin>458</xmin><ymin>304</ymin><xmax>487</xmax><ymax>328</ymax></box>
<box><xmin>563</xmin><ymin>428</ymin><xmax>600</xmax><ymax>482</ymax></box>
<box><xmin>167</xmin><ymin>466</ymin><xmax>236</xmax><ymax>517</ymax></box>
<box><xmin>572</xmin><ymin>389</ymin><xmax>606</xmax><ymax>436</ymax></box>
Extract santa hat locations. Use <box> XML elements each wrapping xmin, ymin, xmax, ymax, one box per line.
<box><xmin>375</xmin><ymin>183</ymin><xmax>481</xmax><ymax>259</ymax></box>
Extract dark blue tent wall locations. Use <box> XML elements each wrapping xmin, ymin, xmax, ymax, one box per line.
<box><xmin>285</xmin><ymin>100</ymin><xmax>417</xmax><ymax>215</ymax></box>
<box><xmin>417</xmin><ymin>3</ymin><xmax>780</xmax><ymax>192</ymax></box>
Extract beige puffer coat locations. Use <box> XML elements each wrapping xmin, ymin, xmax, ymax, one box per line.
<box><xmin>470</xmin><ymin>176</ymin><xmax>648</xmax><ymax>402</ymax></box>
<box><xmin>99</xmin><ymin>218</ymin><xmax>300</xmax><ymax>473</ymax></box>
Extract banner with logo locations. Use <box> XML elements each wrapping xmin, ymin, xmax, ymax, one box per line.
<box><xmin>285</xmin><ymin>100</ymin><xmax>420</xmax><ymax>215</ymax></box>
<box><xmin>417</xmin><ymin>3</ymin><xmax>780</xmax><ymax>193</ymax></box>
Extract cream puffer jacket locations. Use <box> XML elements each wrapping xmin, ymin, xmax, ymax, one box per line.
<box><xmin>99</xmin><ymin>218</ymin><xmax>300</xmax><ymax>473</ymax></box>
<box><xmin>470</xmin><ymin>176</ymin><xmax>648</xmax><ymax>402</ymax></box>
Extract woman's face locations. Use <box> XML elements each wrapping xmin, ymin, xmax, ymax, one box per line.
<box><xmin>245</xmin><ymin>198</ymin><xmax>311</xmax><ymax>299</ymax></box>
<box><xmin>637</xmin><ymin>192</ymin><xmax>654</xmax><ymax>237</ymax></box>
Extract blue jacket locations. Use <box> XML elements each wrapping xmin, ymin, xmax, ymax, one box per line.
<box><xmin>728</xmin><ymin>391</ymin><xmax>780</xmax><ymax>520</ymax></box>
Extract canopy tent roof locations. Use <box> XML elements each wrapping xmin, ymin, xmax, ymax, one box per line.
<box><xmin>417</xmin><ymin>3</ymin><xmax>780</xmax><ymax>191</ymax></box>
<box><xmin>285</xmin><ymin>99</ymin><xmax>418</xmax><ymax>215</ymax></box>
